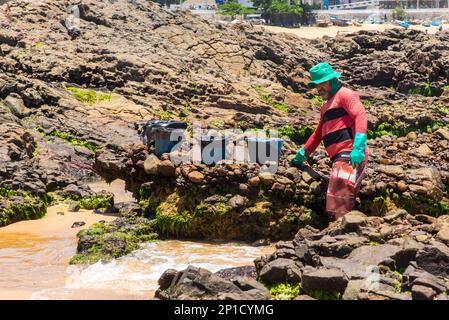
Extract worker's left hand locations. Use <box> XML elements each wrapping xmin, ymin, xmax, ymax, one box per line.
<box><xmin>349</xmin><ymin>149</ymin><xmax>365</xmax><ymax>168</ymax></box>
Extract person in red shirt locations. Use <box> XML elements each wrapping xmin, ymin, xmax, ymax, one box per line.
<box><xmin>291</xmin><ymin>62</ymin><xmax>368</xmax><ymax>219</ymax></box>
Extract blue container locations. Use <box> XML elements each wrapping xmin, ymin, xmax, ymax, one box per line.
<box><xmin>153</xmin><ymin>128</ymin><xmax>183</xmax><ymax>157</ymax></box>
<box><xmin>199</xmin><ymin>136</ymin><xmax>229</xmax><ymax>165</ymax></box>
<box><xmin>247</xmin><ymin>138</ymin><xmax>283</xmax><ymax>164</ymax></box>
<box><xmin>140</xmin><ymin>120</ymin><xmax>187</xmax><ymax>157</ymax></box>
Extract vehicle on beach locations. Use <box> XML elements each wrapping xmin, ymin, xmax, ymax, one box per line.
<box><xmin>422</xmin><ymin>20</ymin><xmax>431</xmax><ymax>27</ymax></box>
<box><xmin>244</xmin><ymin>14</ymin><xmax>266</xmax><ymax>25</ymax></box>
<box><xmin>330</xmin><ymin>16</ymin><xmax>351</xmax><ymax>26</ymax></box>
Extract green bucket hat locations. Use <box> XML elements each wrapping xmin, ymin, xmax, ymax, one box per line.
<box><xmin>308</xmin><ymin>62</ymin><xmax>342</xmax><ymax>88</ymax></box>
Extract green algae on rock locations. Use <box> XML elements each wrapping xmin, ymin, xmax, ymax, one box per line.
<box><xmin>0</xmin><ymin>188</ymin><xmax>47</xmax><ymax>227</ymax></box>
<box><xmin>70</xmin><ymin>215</ymin><xmax>158</xmax><ymax>264</ymax></box>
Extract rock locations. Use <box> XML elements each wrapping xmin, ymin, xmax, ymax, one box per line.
<box><xmin>435</xmin><ymin>128</ymin><xmax>449</xmax><ymax>141</ymax></box>
<box><xmin>228</xmin><ymin>195</ymin><xmax>248</xmax><ymax>210</ymax></box>
<box><xmin>436</xmin><ymin>225</ymin><xmax>449</xmax><ymax>244</ymax></box>
<box><xmin>416</xmin><ymin>242</ymin><xmax>449</xmax><ymax>278</ymax></box>
<box><xmin>411</xmin><ymin>284</ymin><xmax>436</xmax><ymax>300</ymax></box>
<box><xmin>68</xmin><ymin>203</ymin><xmax>80</xmax><ymax>212</ymax></box>
<box><xmin>71</xmin><ymin>221</ymin><xmax>86</xmax><ymax>228</ymax></box>
<box><xmin>360</xmin><ymin>290</ymin><xmax>412</xmax><ymax>300</ymax></box>
<box><xmin>383</xmin><ymin>209</ymin><xmax>408</xmax><ymax>223</ymax></box>
<box><xmin>415</xmin><ymin>144</ymin><xmax>433</xmax><ymax>156</ymax></box>
<box><xmin>231</xmin><ymin>277</ymin><xmax>270</xmax><ymax>299</ymax></box>
<box><xmin>157</xmin><ymin>266</ymin><xmax>269</xmax><ymax>300</ymax></box>
<box><xmin>143</xmin><ymin>154</ymin><xmax>161</xmax><ymax>175</ymax></box>
<box><xmin>158</xmin><ymin>268</ymin><xmax>178</xmax><ymax>290</ymax></box>
<box><xmin>348</xmin><ymin>244</ymin><xmax>402</xmax><ymax>267</ymax></box>
<box><xmin>342</xmin><ymin>280</ymin><xmax>369</xmax><ymax>300</ymax></box>
<box><xmin>258</xmin><ymin>258</ymin><xmax>302</xmax><ymax>285</ymax></box>
<box><xmin>285</xmin><ymin>167</ymin><xmax>301</xmax><ymax>181</ymax></box>
<box><xmin>379</xmin><ymin>165</ymin><xmax>404</xmax><ymax>178</ymax></box>
<box><xmin>435</xmin><ymin>293</ymin><xmax>449</xmax><ymax>300</ymax></box>
<box><xmin>276</xmin><ymin>176</ymin><xmax>293</xmax><ymax>185</ymax></box>
<box><xmin>158</xmin><ymin>160</ymin><xmax>176</xmax><ymax>177</ymax></box>
<box><xmin>188</xmin><ymin>171</ymin><xmax>205</xmax><ymax>184</ymax></box>
<box><xmin>259</xmin><ymin>172</ymin><xmax>275</xmax><ymax>185</ymax></box>
<box><xmin>402</xmin><ymin>263</ymin><xmax>447</xmax><ymax>294</ymax></box>
<box><xmin>215</xmin><ymin>266</ymin><xmax>258</xmax><ymax>280</ymax></box>
<box><xmin>397</xmin><ymin>181</ymin><xmax>408</xmax><ymax>192</ymax></box>
<box><xmin>301</xmin><ymin>268</ymin><xmax>349</xmax><ymax>294</ymax></box>
<box><xmin>406</xmin><ymin>131</ymin><xmax>418</xmax><ymax>141</ymax></box>
<box><xmin>301</xmin><ymin>171</ymin><xmax>314</xmax><ymax>184</ymax></box>
<box><xmin>248</xmin><ymin>176</ymin><xmax>260</xmax><ymax>187</ymax></box>
<box><xmin>238</xmin><ymin>183</ymin><xmax>249</xmax><ymax>195</ymax></box>
<box><xmin>3</xmin><ymin>94</ymin><xmax>30</xmax><ymax>117</ymax></box>
<box><xmin>341</xmin><ymin>211</ymin><xmax>367</xmax><ymax>232</ymax></box>
<box><xmin>294</xmin><ymin>295</ymin><xmax>316</xmax><ymax>300</ymax></box>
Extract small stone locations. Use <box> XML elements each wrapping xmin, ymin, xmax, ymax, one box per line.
<box><xmin>411</xmin><ymin>284</ymin><xmax>436</xmax><ymax>300</ymax></box>
<box><xmin>71</xmin><ymin>221</ymin><xmax>86</xmax><ymax>228</ymax></box>
<box><xmin>302</xmin><ymin>171</ymin><xmax>314</xmax><ymax>184</ymax></box>
<box><xmin>375</xmin><ymin>181</ymin><xmax>387</xmax><ymax>192</ymax></box>
<box><xmin>379</xmin><ymin>165</ymin><xmax>404</xmax><ymax>178</ymax></box>
<box><xmin>294</xmin><ymin>295</ymin><xmax>316</xmax><ymax>300</ymax></box>
<box><xmin>415</xmin><ymin>144</ymin><xmax>433</xmax><ymax>156</ymax></box>
<box><xmin>228</xmin><ymin>195</ymin><xmax>248</xmax><ymax>210</ymax></box>
<box><xmin>248</xmin><ymin>176</ymin><xmax>260</xmax><ymax>186</ymax></box>
<box><xmin>276</xmin><ymin>176</ymin><xmax>293</xmax><ymax>185</ymax></box>
<box><xmin>68</xmin><ymin>203</ymin><xmax>80</xmax><ymax>212</ymax></box>
<box><xmin>56</xmin><ymin>211</ymin><xmax>65</xmax><ymax>215</ymax></box>
<box><xmin>259</xmin><ymin>172</ymin><xmax>275</xmax><ymax>185</ymax></box>
<box><xmin>436</xmin><ymin>225</ymin><xmax>449</xmax><ymax>244</ymax></box>
<box><xmin>301</xmin><ymin>268</ymin><xmax>349</xmax><ymax>294</ymax></box>
<box><xmin>397</xmin><ymin>181</ymin><xmax>408</xmax><ymax>192</ymax></box>
<box><xmin>383</xmin><ymin>209</ymin><xmax>408</xmax><ymax>223</ymax></box>
<box><xmin>285</xmin><ymin>167</ymin><xmax>301</xmax><ymax>181</ymax></box>
<box><xmin>188</xmin><ymin>171</ymin><xmax>205</xmax><ymax>183</ymax></box>
<box><xmin>239</xmin><ymin>183</ymin><xmax>249</xmax><ymax>195</ymax></box>
<box><xmin>158</xmin><ymin>268</ymin><xmax>178</xmax><ymax>290</ymax></box>
<box><xmin>415</xmin><ymin>234</ymin><xmax>429</xmax><ymax>242</ymax></box>
<box><xmin>341</xmin><ymin>211</ymin><xmax>367</xmax><ymax>232</ymax></box>
<box><xmin>408</xmin><ymin>184</ymin><xmax>428</xmax><ymax>194</ymax></box>
<box><xmin>143</xmin><ymin>154</ymin><xmax>161</xmax><ymax>175</ymax></box>
<box><xmin>380</xmin><ymin>225</ymin><xmax>393</xmax><ymax>239</ymax></box>
<box><xmin>159</xmin><ymin>160</ymin><xmax>176</xmax><ymax>177</ymax></box>
<box><xmin>406</xmin><ymin>131</ymin><xmax>417</xmax><ymax>140</ymax></box>
<box><xmin>435</xmin><ymin>128</ymin><xmax>449</xmax><ymax>141</ymax></box>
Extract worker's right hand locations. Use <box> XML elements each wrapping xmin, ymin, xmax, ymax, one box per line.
<box><xmin>291</xmin><ymin>148</ymin><xmax>307</xmax><ymax>167</ymax></box>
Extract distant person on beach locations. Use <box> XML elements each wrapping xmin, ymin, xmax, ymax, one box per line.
<box><xmin>291</xmin><ymin>63</ymin><xmax>368</xmax><ymax>220</ymax></box>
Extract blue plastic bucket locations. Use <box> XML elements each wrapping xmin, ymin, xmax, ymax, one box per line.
<box><xmin>199</xmin><ymin>136</ymin><xmax>229</xmax><ymax>165</ymax></box>
<box><xmin>247</xmin><ymin>138</ymin><xmax>283</xmax><ymax>164</ymax></box>
<box><xmin>153</xmin><ymin>127</ymin><xmax>185</xmax><ymax>157</ymax></box>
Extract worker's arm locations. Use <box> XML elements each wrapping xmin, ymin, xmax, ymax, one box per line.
<box><xmin>341</xmin><ymin>90</ymin><xmax>367</xmax><ymax>134</ymax></box>
<box><xmin>291</xmin><ymin>120</ymin><xmax>322</xmax><ymax>167</ymax></box>
<box><xmin>342</xmin><ymin>90</ymin><xmax>367</xmax><ymax>165</ymax></box>
<box><xmin>303</xmin><ymin>120</ymin><xmax>323</xmax><ymax>157</ymax></box>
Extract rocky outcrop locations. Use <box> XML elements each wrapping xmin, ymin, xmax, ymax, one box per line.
<box><xmin>157</xmin><ymin>210</ymin><xmax>449</xmax><ymax>300</ymax></box>
<box><xmin>155</xmin><ymin>265</ymin><xmax>270</xmax><ymax>300</ymax></box>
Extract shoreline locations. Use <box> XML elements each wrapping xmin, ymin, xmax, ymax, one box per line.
<box><xmin>263</xmin><ymin>23</ymin><xmax>444</xmax><ymax>39</ymax></box>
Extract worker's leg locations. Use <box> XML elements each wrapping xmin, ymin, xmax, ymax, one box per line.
<box><xmin>326</xmin><ymin>158</ymin><xmax>367</xmax><ymax>219</ymax></box>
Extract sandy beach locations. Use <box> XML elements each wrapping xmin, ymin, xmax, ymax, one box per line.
<box><xmin>263</xmin><ymin>23</ymin><xmax>446</xmax><ymax>39</ymax></box>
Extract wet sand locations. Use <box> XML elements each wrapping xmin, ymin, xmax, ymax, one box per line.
<box><xmin>263</xmin><ymin>23</ymin><xmax>444</xmax><ymax>39</ymax></box>
<box><xmin>0</xmin><ymin>180</ymin><xmax>275</xmax><ymax>300</ymax></box>
<box><xmin>0</xmin><ymin>204</ymin><xmax>116</xmax><ymax>300</ymax></box>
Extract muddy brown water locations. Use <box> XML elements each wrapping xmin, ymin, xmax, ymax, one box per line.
<box><xmin>0</xmin><ymin>180</ymin><xmax>274</xmax><ymax>300</ymax></box>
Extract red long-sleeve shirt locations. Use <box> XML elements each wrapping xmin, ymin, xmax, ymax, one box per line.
<box><xmin>303</xmin><ymin>87</ymin><xmax>368</xmax><ymax>161</ymax></box>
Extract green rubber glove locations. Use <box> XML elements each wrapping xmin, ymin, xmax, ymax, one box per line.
<box><xmin>291</xmin><ymin>148</ymin><xmax>307</xmax><ymax>167</ymax></box>
<box><xmin>350</xmin><ymin>133</ymin><xmax>367</xmax><ymax>166</ymax></box>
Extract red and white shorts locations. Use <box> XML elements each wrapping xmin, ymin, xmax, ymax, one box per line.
<box><xmin>326</xmin><ymin>155</ymin><xmax>367</xmax><ymax>219</ymax></box>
